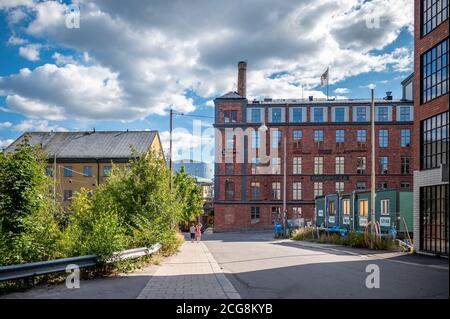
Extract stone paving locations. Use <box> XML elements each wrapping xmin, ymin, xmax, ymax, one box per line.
<box><xmin>137</xmin><ymin>241</ymin><xmax>241</xmax><ymax>299</ymax></box>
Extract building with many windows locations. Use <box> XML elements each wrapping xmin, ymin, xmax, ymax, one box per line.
<box><xmin>5</xmin><ymin>131</ymin><xmax>164</xmax><ymax>209</ymax></box>
<box><xmin>413</xmin><ymin>0</ymin><xmax>449</xmax><ymax>256</ymax></box>
<box><xmin>213</xmin><ymin>61</ymin><xmax>414</xmax><ymax>231</ymax></box>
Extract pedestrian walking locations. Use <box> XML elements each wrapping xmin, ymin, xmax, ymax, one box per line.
<box><xmin>195</xmin><ymin>223</ymin><xmax>202</xmax><ymax>243</ymax></box>
<box><xmin>189</xmin><ymin>223</ymin><xmax>196</xmax><ymax>243</ymax></box>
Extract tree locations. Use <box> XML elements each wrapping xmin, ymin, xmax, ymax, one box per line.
<box><xmin>173</xmin><ymin>166</ymin><xmax>204</xmax><ymax>223</ymax></box>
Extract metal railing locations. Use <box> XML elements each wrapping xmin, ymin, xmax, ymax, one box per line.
<box><xmin>0</xmin><ymin>243</ymin><xmax>161</xmax><ymax>282</ymax></box>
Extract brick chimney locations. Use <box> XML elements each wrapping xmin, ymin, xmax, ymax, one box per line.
<box><xmin>237</xmin><ymin>61</ymin><xmax>247</xmax><ymax>98</ymax></box>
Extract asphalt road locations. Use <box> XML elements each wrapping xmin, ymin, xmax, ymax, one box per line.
<box><xmin>202</xmin><ymin>231</ymin><xmax>449</xmax><ymax>299</ymax></box>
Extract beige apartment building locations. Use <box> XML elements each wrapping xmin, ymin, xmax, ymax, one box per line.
<box><xmin>6</xmin><ymin>130</ymin><xmax>164</xmax><ymax>209</ymax></box>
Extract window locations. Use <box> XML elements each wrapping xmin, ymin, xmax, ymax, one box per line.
<box><xmin>357</xmin><ymin>130</ymin><xmax>367</xmax><ymax>142</ymax></box>
<box><xmin>381</xmin><ymin>199</ymin><xmax>390</xmax><ymax>215</ymax></box>
<box><xmin>401</xmin><ymin>182</ymin><xmax>411</xmax><ymax>190</ymax></box>
<box><xmin>401</xmin><ymin>157</ymin><xmax>410</xmax><ymax>174</ymax></box>
<box><xmin>224</xmin><ymin>111</ymin><xmax>237</xmax><ymax>123</ymax></box>
<box><xmin>335</xmin><ymin>108</ymin><xmax>345</xmax><ymax>122</ymax></box>
<box><xmin>251</xmin><ymin>157</ymin><xmax>260</xmax><ymax>174</ymax></box>
<box><xmin>63</xmin><ymin>190</ymin><xmax>73</xmax><ymax>202</ymax></box>
<box><xmin>379</xmin><ymin>129</ymin><xmax>389</xmax><ymax>147</ymax></box>
<box><xmin>378</xmin><ymin>182</ymin><xmax>388</xmax><ymax>190</ymax></box>
<box><xmin>293</xmin><ymin>130</ymin><xmax>302</xmax><ymax>140</ymax></box>
<box><xmin>225</xmin><ymin>181</ymin><xmax>234</xmax><ymax>200</ymax></box>
<box><xmin>328</xmin><ymin>201</ymin><xmax>336</xmax><ymax>216</ymax></box>
<box><xmin>225</xmin><ymin>131</ymin><xmax>234</xmax><ymax>150</ymax></box>
<box><xmin>63</xmin><ymin>166</ymin><xmax>72</xmax><ymax>177</ymax></box>
<box><xmin>250</xmin><ymin>182</ymin><xmax>261</xmax><ymax>200</ymax></box>
<box><xmin>379</xmin><ymin>156</ymin><xmax>388</xmax><ymax>174</ymax></box>
<box><xmin>342</xmin><ymin>199</ymin><xmax>350</xmax><ymax>215</ymax></box>
<box><xmin>314</xmin><ymin>130</ymin><xmax>324</xmax><ymax>142</ymax></box>
<box><xmin>272</xmin><ymin>157</ymin><xmax>281</xmax><ymax>174</ymax></box>
<box><xmin>293</xmin><ymin>182</ymin><xmax>302</xmax><ymax>200</ymax></box>
<box><xmin>401</xmin><ymin>129</ymin><xmax>411</xmax><ymax>147</ymax></box>
<box><xmin>422</xmin><ymin>0</ymin><xmax>449</xmax><ymax>35</ymax></box>
<box><xmin>231</xmin><ymin>111</ymin><xmax>237</xmax><ymax>123</ymax></box>
<box><xmin>272</xmin><ymin>130</ymin><xmax>281</xmax><ymax>148</ymax></box>
<box><xmin>421</xmin><ymin>111</ymin><xmax>449</xmax><ymax>169</ymax></box>
<box><xmin>356</xmin><ymin>107</ymin><xmax>367</xmax><ymax>122</ymax></box>
<box><xmin>271</xmin><ymin>108</ymin><xmax>282</xmax><ymax>123</ymax></box>
<box><xmin>313</xmin><ymin>108</ymin><xmax>324</xmax><ymax>123</ymax></box>
<box><xmin>272</xmin><ymin>182</ymin><xmax>281</xmax><ymax>200</ymax></box>
<box><xmin>225</xmin><ymin>163</ymin><xmax>234</xmax><ymax>175</ymax></box>
<box><xmin>421</xmin><ymin>39</ymin><xmax>449</xmax><ymax>103</ymax></box>
<box><xmin>378</xmin><ymin>107</ymin><xmax>389</xmax><ymax>122</ymax></box>
<box><xmin>357</xmin><ymin>157</ymin><xmax>366</xmax><ymax>174</ymax></box>
<box><xmin>103</xmin><ymin>165</ymin><xmax>112</xmax><ymax>177</ymax></box>
<box><xmin>46</xmin><ymin>166</ymin><xmax>53</xmax><ymax>177</ymax></box>
<box><xmin>335</xmin><ymin>157</ymin><xmax>345</xmax><ymax>174</ymax></box>
<box><xmin>399</xmin><ymin>107</ymin><xmax>411</xmax><ymax>121</ymax></box>
<box><xmin>251</xmin><ymin>207</ymin><xmax>260</xmax><ymax>222</ymax></box>
<box><xmin>293</xmin><ymin>157</ymin><xmax>302</xmax><ymax>174</ymax></box>
<box><xmin>336</xmin><ymin>182</ymin><xmax>345</xmax><ymax>193</ymax></box>
<box><xmin>83</xmin><ymin>166</ymin><xmax>93</xmax><ymax>177</ymax></box>
<box><xmin>356</xmin><ymin>182</ymin><xmax>366</xmax><ymax>190</ymax></box>
<box><xmin>420</xmin><ymin>184</ymin><xmax>449</xmax><ymax>255</ymax></box>
<box><xmin>359</xmin><ymin>199</ymin><xmax>369</xmax><ymax>216</ymax></box>
<box><xmin>251</xmin><ymin>131</ymin><xmax>260</xmax><ymax>149</ymax></box>
<box><xmin>293</xmin><ymin>207</ymin><xmax>302</xmax><ymax>218</ymax></box>
<box><xmin>314</xmin><ymin>182</ymin><xmax>323</xmax><ymax>197</ymax></box>
<box><xmin>251</xmin><ymin>109</ymin><xmax>261</xmax><ymax>123</ymax></box>
<box><xmin>336</xmin><ymin>130</ymin><xmax>345</xmax><ymax>143</ymax></box>
<box><xmin>314</xmin><ymin>157</ymin><xmax>324</xmax><ymax>174</ymax></box>
<box><xmin>292</xmin><ymin>108</ymin><xmax>303</xmax><ymax>123</ymax></box>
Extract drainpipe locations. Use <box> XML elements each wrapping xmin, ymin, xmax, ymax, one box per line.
<box><xmin>352</xmin><ymin>190</ymin><xmax>356</xmax><ymax>232</ymax></box>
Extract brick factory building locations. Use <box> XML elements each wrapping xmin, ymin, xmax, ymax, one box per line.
<box><xmin>412</xmin><ymin>0</ymin><xmax>448</xmax><ymax>256</ymax></box>
<box><xmin>213</xmin><ymin>61</ymin><xmax>414</xmax><ymax>232</ymax></box>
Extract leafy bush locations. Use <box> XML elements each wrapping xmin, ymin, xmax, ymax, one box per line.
<box><xmin>291</xmin><ymin>227</ymin><xmax>315</xmax><ymax>241</ymax></box>
<box><xmin>346</xmin><ymin>232</ymin><xmax>367</xmax><ymax>248</ymax></box>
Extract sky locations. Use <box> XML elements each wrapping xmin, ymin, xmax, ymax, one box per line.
<box><xmin>0</xmin><ymin>0</ymin><xmax>414</xmax><ymax>162</ymax></box>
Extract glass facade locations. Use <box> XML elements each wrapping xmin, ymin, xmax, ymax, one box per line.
<box><xmin>335</xmin><ymin>108</ymin><xmax>345</xmax><ymax>122</ymax></box>
<box><xmin>379</xmin><ymin>129</ymin><xmax>389</xmax><ymax>147</ymax></box>
<box><xmin>421</xmin><ymin>111</ymin><xmax>449</xmax><ymax>169</ymax></box>
<box><xmin>421</xmin><ymin>38</ymin><xmax>449</xmax><ymax>103</ymax></box>
<box><xmin>422</xmin><ymin>0</ymin><xmax>449</xmax><ymax>36</ymax></box>
<box><xmin>292</xmin><ymin>108</ymin><xmax>303</xmax><ymax>122</ymax></box>
<box><xmin>336</xmin><ymin>130</ymin><xmax>345</xmax><ymax>143</ymax></box>
<box><xmin>401</xmin><ymin>129</ymin><xmax>411</xmax><ymax>147</ymax></box>
<box><xmin>356</xmin><ymin>107</ymin><xmax>367</xmax><ymax>122</ymax></box>
<box><xmin>420</xmin><ymin>184</ymin><xmax>449</xmax><ymax>256</ymax></box>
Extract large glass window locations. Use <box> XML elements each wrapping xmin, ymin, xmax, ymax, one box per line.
<box><xmin>379</xmin><ymin>156</ymin><xmax>388</xmax><ymax>175</ymax></box>
<box><xmin>293</xmin><ymin>157</ymin><xmax>302</xmax><ymax>174</ymax></box>
<box><xmin>359</xmin><ymin>199</ymin><xmax>369</xmax><ymax>217</ymax></box>
<box><xmin>335</xmin><ymin>157</ymin><xmax>345</xmax><ymax>174</ymax></box>
<box><xmin>272</xmin><ymin>182</ymin><xmax>281</xmax><ymax>200</ymax></box>
<box><xmin>356</xmin><ymin>107</ymin><xmax>367</xmax><ymax>122</ymax></box>
<box><xmin>401</xmin><ymin>157</ymin><xmax>411</xmax><ymax>174</ymax></box>
<box><xmin>379</xmin><ymin>129</ymin><xmax>389</xmax><ymax>147</ymax></box>
<box><xmin>314</xmin><ymin>130</ymin><xmax>324</xmax><ymax>142</ymax></box>
<box><xmin>314</xmin><ymin>182</ymin><xmax>323</xmax><ymax>197</ymax></box>
<box><xmin>421</xmin><ymin>111</ymin><xmax>449</xmax><ymax>169</ymax></box>
<box><xmin>401</xmin><ymin>129</ymin><xmax>411</xmax><ymax>147</ymax></box>
<box><xmin>422</xmin><ymin>0</ymin><xmax>449</xmax><ymax>36</ymax></box>
<box><xmin>63</xmin><ymin>166</ymin><xmax>72</xmax><ymax>177</ymax></box>
<box><xmin>357</xmin><ymin>157</ymin><xmax>366</xmax><ymax>174</ymax></box>
<box><xmin>378</xmin><ymin>107</ymin><xmax>389</xmax><ymax>122</ymax></box>
<box><xmin>272</xmin><ymin>157</ymin><xmax>281</xmax><ymax>174</ymax></box>
<box><xmin>272</xmin><ymin>108</ymin><xmax>282</xmax><ymax>123</ymax></box>
<box><xmin>421</xmin><ymin>38</ymin><xmax>449</xmax><ymax>103</ymax></box>
<box><xmin>251</xmin><ymin>207</ymin><xmax>261</xmax><ymax>223</ymax></box>
<box><xmin>342</xmin><ymin>199</ymin><xmax>350</xmax><ymax>215</ymax></box>
<box><xmin>336</xmin><ymin>130</ymin><xmax>345</xmax><ymax>143</ymax></box>
<box><xmin>293</xmin><ymin>182</ymin><xmax>302</xmax><ymax>200</ymax></box>
<box><xmin>250</xmin><ymin>182</ymin><xmax>261</xmax><ymax>200</ymax></box>
<box><xmin>225</xmin><ymin>181</ymin><xmax>234</xmax><ymax>200</ymax></box>
<box><xmin>83</xmin><ymin>165</ymin><xmax>93</xmax><ymax>177</ymax></box>
<box><xmin>314</xmin><ymin>157</ymin><xmax>324</xmax><ymax>174</ymax></box>
<box><xmin>357</xmin><ymin>130</ymin><xmax>367</xmax><ymax>142</ymax></box>
<box><xmin>356</xmin><ymin>182</ymin><xmax>366</xmax><ymax>190</ymax></box>
<box><xmin>292</xmin><ymin>108</ymin><xmax>303</xmax><ymax>123</ymax></box>
<box><xmin>381</xmin><ymin>199</ymin><xmax>390</xmax><ymax>216</ymax></box>
<box><xmin>251</xmin><ymin>109</ymin><xmax>261</xmax><ymax>123</ymax></box>
<box><xmin>272</xmin><ymin>130</ymin><xmax>282</xmax><ymax>148</ymax></box>
<box><xmin>313</xmin><ymin>108</ymin><xmax>324</xmax><ymax>123</ymax></box>
<box><xmin>399</xmin><ymin>107</ymin><xmax>411</xmax><ymax>121</ymax></box>
<box><xmin>336</xmin><ymin>182</ymin><xmax>345</xmax><ymax>193</ymax></box>
<box><xmin>420</xmin><ymin>184</ymin><xmax>449</xmax><ymax>256</ymax></box>
<box><xmin>102</xmin><ymin>165</ymin><xmax>112</xmax><ymax>177</ymax></box>
<box><xmin>335</xmin><ymin>108</ymin><xmax>345</xmax><ymax>122</ymax></box>
<box><xmin>293</xmin><ymin>130</ymin><xmax>302</xmax><ymax>140</ymax></box>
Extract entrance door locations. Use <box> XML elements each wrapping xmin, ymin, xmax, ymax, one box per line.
<box><xmin>420</xmin><ymin>184</ymin><xmax>449</xmax><ymax>256</ymax></box>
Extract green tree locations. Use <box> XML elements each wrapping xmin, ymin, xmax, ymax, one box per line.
<box><xmin>173</xmin><ymin>166</ymin><xmax>203</xmax><ymax>222</ymax></box>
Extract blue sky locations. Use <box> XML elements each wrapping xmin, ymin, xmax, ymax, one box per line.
<box><xmin>0</xmin><ymin>0</ymin><xmax>414</xmax><ymax>160</ymax></box>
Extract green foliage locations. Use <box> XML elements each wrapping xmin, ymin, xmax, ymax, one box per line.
<box><xmin>173</xmin><ymin>166</ymin><xmax>203</xmax><ymax>222</ymax></box>
<box><xmin>291</xmin><ymin>227</ymin><xmax>315</xmax><ymax>241</ymax></box>
<box><xmin>346</xmin><ymin>232</ymin><xmax>367</xmax><ymax>248</ymax></box>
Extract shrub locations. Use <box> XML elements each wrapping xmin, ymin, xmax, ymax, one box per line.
<box><xmin>346</xmin><ymin>232</ymin><xmax>367</xmax><ymax>248</ymax></box>
<box><xmin>291</xmin><ymin>227</ymin><xmax>315</xmax><ymax>241</ymax></box>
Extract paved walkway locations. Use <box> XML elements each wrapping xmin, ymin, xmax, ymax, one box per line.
<box><xmin>137</xmin><ymin>241</ymin><xmax>240</xmax><ymax>299</ymax></box>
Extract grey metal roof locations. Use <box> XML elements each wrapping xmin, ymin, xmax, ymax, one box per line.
<box><xmin>217</xmin><ymin>91</ymin><xmax>244</xmax><ymax>99</ymax></box>
<box><xmin>5</xmin><ymin>131</ymin><xmax>159</xmax><ymax>159</ymax></box>
<box><xmin>247</xmin><ymin>98</ymin><xmax>413</xmax><ymax>105</ymax></box>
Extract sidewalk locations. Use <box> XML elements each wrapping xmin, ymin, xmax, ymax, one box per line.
<box><xmin>137</xmin><ymin>240</ymin><xmax>240</xmax><ymax>299</ymax></box>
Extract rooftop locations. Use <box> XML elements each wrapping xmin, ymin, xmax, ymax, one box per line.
<box><xmin>4</xmin><ymin>131</ymin><xmax>159</xmax><ymax>159</ymax></box>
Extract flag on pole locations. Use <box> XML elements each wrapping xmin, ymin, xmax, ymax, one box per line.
<box><xmin>320</xmin><ymin>68</ymin><xmax>329</xmax><ymax>86</ymax></box>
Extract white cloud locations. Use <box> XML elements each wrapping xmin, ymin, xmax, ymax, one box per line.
<box><xmin>7</xmin><ymin>35</ymin><xmax>27</xmax><ymax>45</ymax></box>
<box><xmin>0</xmin><ymin>0</ymin><xmax>34</xmax><ymax>10</ymax></box>
<box><xmin>334</xmin><ymin>88</ymin><xmax>349</xmax><ymax>94</ymax></box>
<box><xmin>0</xmin><ymin>121</ymin><xmax>13</xmax><ymax>128</ymax></box>
<box><xmin>205</xmin><ymin>100</ymin><xmax>214</xmax><ymax>107</ymax></box>
<box><xmin>18</xmin><ymin>44</ymin><xmax>41</xmax><ymax>61</ymax></box>
<box><xmin>13</xmin><ymin>119</ymin><xmax>67</xmax><ymax>132</ymax></box>
<box><xmin>52</xmin><ymin>52</ymin><xmax>77</xmax><ymax>65</ymax></box>
<box><xmin>160</xmin><ymin>129</ymin><xmax>214</xmax><ymax>162</ymax></box>
<box><xmin>0</xmin><ymin>139</ymin><xmax>14</xmax><ymax>149</ymax></box>
<box><xmin>0</xmin><ymin>0</ymin><xmax>413</xmax><ymax>122</ymax></box>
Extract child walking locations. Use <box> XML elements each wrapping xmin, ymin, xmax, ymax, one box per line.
<box><xmin>189</xmin><ymin>223</ymin><xmax>196</xmax><ymax>243</ymax></box>
<box><xmin>195</xmin><ymin>223</ymin><xmax>202</xmax><ymax>243</ymax></box>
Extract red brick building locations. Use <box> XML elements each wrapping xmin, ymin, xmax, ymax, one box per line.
<box><xmin>412</xmin><ymin>0</ymin><xmax>448</xmax><ymax>256</ymax></box>
<box><xmin>214</xmin><ymin>62</ymin><xmax>414</xmax><ymax>232</ymax></box>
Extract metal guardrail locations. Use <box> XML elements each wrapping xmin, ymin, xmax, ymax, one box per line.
<box><xmin>0</xmin><ymin>243</ymin><xmax>161</xmax><ymax>282</ymax></box>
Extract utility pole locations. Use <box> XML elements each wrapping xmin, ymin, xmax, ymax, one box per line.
<box><xmin>169</xmin><ymin>108</ymin><xmax>173</xmax><ymax>190</ymax></box>
<box><xmin>370</xmin><ymin>89</ymin><xmax>376</xmax><ymax>244</ymax></box>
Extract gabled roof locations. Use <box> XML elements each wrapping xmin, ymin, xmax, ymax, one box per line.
<box><xmin>5</xmin><ymin>131</ymin><xmax>159</xmax><ymax>159</ymax></box>
<box><xmin>216</xmin><ymin>91</ymin><xmax>244</xmax><ymax>99</ymax></box>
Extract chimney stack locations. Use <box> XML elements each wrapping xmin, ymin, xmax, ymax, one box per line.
<box><xmin>237</xmin><ymin>61</ymin><xmax>247</xmax><ymax>98</ymax></box>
